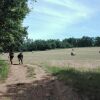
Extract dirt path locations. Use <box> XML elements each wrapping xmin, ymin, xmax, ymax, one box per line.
<box><xmin>0</xmin><ymin>64</ymin><xmax>81</xmax><ymax>100</ymax></box>
<box><xmin>0</xmin><ymin>64</ymin><xmax>32</xmax><ymax>94</ymax></box>
<box><xmin>25</xmin><ymin>64</ymin><xmax>50</xmax><ymax>80</ymax></box>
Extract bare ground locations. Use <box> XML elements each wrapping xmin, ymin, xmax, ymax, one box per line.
<box><xmin>0</xmin><ymin>63</ymin><xmax>83</xmax><ymax>100</ymax></box>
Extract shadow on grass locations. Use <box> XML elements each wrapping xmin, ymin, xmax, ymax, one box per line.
<box><xmin>48</xmin><ymin>67</ymin><xmax>100</xmax><ymax>100</ymax></box>
<box><xmin>0</xmin><ymin>79</ymin><xmax>68</xmax><ymax>100</ymax></box>
<box><xmin>0</xmin><ymin>67</ymin><xmax>100</xmax><ymax>100</ymax></box>
<box><xmin>0</xmin><ymin>78</ymin><xmax>82</xmax><ymax>100</ymax></box>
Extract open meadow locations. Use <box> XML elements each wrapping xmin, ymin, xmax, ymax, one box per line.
<box><xmin>1</xmin><ymin>47</ymin><xmax>100</xmax><ymax>100</ymax></box>
<box><xmin>1</xmin><ymin>47</ymin><xmax>100</xmax><ymax>69</ymax></box>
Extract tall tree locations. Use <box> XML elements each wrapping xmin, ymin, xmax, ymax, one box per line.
<box><xmin>77</xmin><ymin>36</ymin><xmax>93</xmax><ymax>47</ymax></box>
<box><xmin>0</xmin><ymin>0</ymin><xmax>34</xmax><ymax>51</ymax></box>
<box><xmin>67</xmin><ymin>38</ymin><xmax>78</xmax><ymax>47</ymax></box>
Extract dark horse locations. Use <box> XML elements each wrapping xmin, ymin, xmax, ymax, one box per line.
<box><xmin>17</xmin><ymin>52</ymin><xmax>23</xmax><ymax>64</ymax></box>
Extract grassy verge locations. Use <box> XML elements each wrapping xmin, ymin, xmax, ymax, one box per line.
<box><xmin>0</xmin><ymin>60</ymin><xmax>9</xmax><ymax>80</ymax></box>
<box><xmin>45</xmin><ymin>66</ymin><xmax>100</xmax><ymax>100</ymax></box>
<box><xmin>27</xmin><ymin>66</ymin><xmax>35</xmax><ymax>78</ymax></box>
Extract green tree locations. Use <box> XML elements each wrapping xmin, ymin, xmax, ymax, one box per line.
<box><xmin>94</xmin><ymin>37</ymin><xmax>100</xmax><ymax>46</ymax></box>
<box><xmin>62</xmin><ymin>39</ymin><xmax>72</xmax><ymax>48</ymax></box>
<box><xmin>33</xmin><ymin>40</ymin><xmax>48</xmax><ymax>50</ymax></box>
<box><xmin>67</xmin><ymin>38</ymin><xmax>78</xmax><ymax>47</ymax></box>
<box><xmin>47</xmin><ymin>39</ymin><xmax>57</xmax><ymax>49</ymax></box>
<box><xmin>0</xmin><ymin>0</ymin><xmax>35</xmax><ymax>52</ymax></box>
<box><xmin>77</xmin><ymin>36</ymin><xmax>93</xmax><ymax>47</ymax></box>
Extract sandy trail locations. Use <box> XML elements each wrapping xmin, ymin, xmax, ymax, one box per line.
<box><xmin>25</xmin><ymin>64</ymin><xmax>50</xmax><ymax>80</ymax></box>
<box><xmin>0</xmin><ymin>64</ymin><xmax>33</xmax><ymax>94</ymax></box>
<box><xmin>0</xmin><ymin>64</ymin><xmax>81</xmax><ymax>100</ymax></box>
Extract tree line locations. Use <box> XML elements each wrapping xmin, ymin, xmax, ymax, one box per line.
<box><xmin>18</xmin><ymin>36</ymin><xmax>100</xmax><ymax>51</ymax></box>
<box><xmin>0</xmin><ymin>1</ymin><xmax>100</xmax><ymax>52</ymax></box>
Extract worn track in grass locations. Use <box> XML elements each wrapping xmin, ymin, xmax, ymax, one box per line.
<box><xmin>0</xmin><ymin>64</ymin><xmax>82</xmax><ymax>100</ymax></box>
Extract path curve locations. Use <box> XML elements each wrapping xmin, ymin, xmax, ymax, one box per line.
<box><xmin>0</xmin><ymin>64</ymin><xmax>82</xmax><ymax>100</ymax></box>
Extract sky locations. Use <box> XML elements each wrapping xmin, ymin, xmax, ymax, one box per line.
<box><xmin>23</xmin><ymin>0</ymin><xmax>100</xmax><ymax>40</ymax></box>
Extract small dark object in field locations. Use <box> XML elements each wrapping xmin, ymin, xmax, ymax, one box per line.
<box><xmin>99</xmin><ymin>51</ymin><xmax>100</xmax><ymax>53</ymax></box>
<box><xmin>18</xmin><ymin>52</ymin><xmax>23</xmax><ymax>64</ymax></box>
<box><xmin>70</xmin><ymin>48</ymin><xmax>76</xmax><ymax>56</ymax></box>
<box><xmin>71</xmin><ymin>52</ymin><xmax>75</xmax><ymax>56</ymax></box>
<box><xmin>16</xmin><ymin>83</ymin><xmax>25</xmax><ymax>86</ymax></box>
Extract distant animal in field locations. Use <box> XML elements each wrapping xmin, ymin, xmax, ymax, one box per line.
<box><xmin>17</xmin><ymin>52</ymin><xmax>23</xmax><ymax>64</ymax></box>
<box><xmin>71</xmin><ymin>52</ymin><xmax>76</xmax><ymax>56</ymax></box>
<box><xmin>70</xmin><ymin>48</ymin><xmax>76</xmax><ymax>56</ymax></box>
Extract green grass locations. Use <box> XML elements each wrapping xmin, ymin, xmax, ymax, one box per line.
<box><xmin>1</xmin><ymin>47</ymin><xmax>100</xmax><ymax>68</ymax></box>
<box><xmin>45</xmin><ymin>66</ymin><xmax>100</xmax><ymax>100</ymax></box>
<box><xmin>27</xmin><ymin>66</ymin><xmax>35</xmax><ymax>78</ymax></box>
<box><xmin>0</xmin><ymin>60</ymin><xmax>9</xmax><ymax>80</ymax></box>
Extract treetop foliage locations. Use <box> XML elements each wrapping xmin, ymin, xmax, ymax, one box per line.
<box><xmin>20</xmin><ymin>36</ymin><xmax>100</xmax><ymax>52</ymax></box>
<box><xmin>0</xmin><ymin>0</ymin><xmax>35</xmax><ymax>51</ymax></box>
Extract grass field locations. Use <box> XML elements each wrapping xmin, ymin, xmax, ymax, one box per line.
<box><xmin>2</xmin><ymin>47</ymin><xmax>100</xmax><ymax>69</ymax></box>
<box><xmin>45</xmin><ymin>66</ymin><xmax>100</xmax><ymax>100</ymax></box>
<box><xmin>1</xmin><ymin>47</ymin><xmax>100</xmax><ymax>99</ymax></box>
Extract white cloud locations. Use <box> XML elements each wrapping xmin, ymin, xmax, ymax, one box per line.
<box><xmin>34</xmin><ymin>0</ymin><xmax>93</xmax><ymax>24</ymax></box>
<box><xmin>24</xmin><ymin>0</ymin><xmax>99</xmax><ymax>39</ymax></box>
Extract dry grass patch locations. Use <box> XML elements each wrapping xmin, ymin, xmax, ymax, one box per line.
<box><xmin>26</xmin><ymin>65</ymin><xmax>36</xmax><ymax>78</ymax></box>
<box><xmin>45</xmin><ymin>66</ymin><xmax>100</xmax><ymax>100</ymax></box>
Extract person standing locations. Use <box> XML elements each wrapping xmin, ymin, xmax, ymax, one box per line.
<box><xmin>17</xmin><ymin>52</ymin><xmax>23</xmax><ymax>64</ymax></box>
<box><xmin>9</xmin><ymin>50</ymin><xmax>14</xmax><ymax>64</ymax></box>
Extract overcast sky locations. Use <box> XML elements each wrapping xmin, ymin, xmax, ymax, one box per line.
<box><xmin>23</xmin><ymin>0</ymin><xmax>100</xmax><ymax>40</ymax></box>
